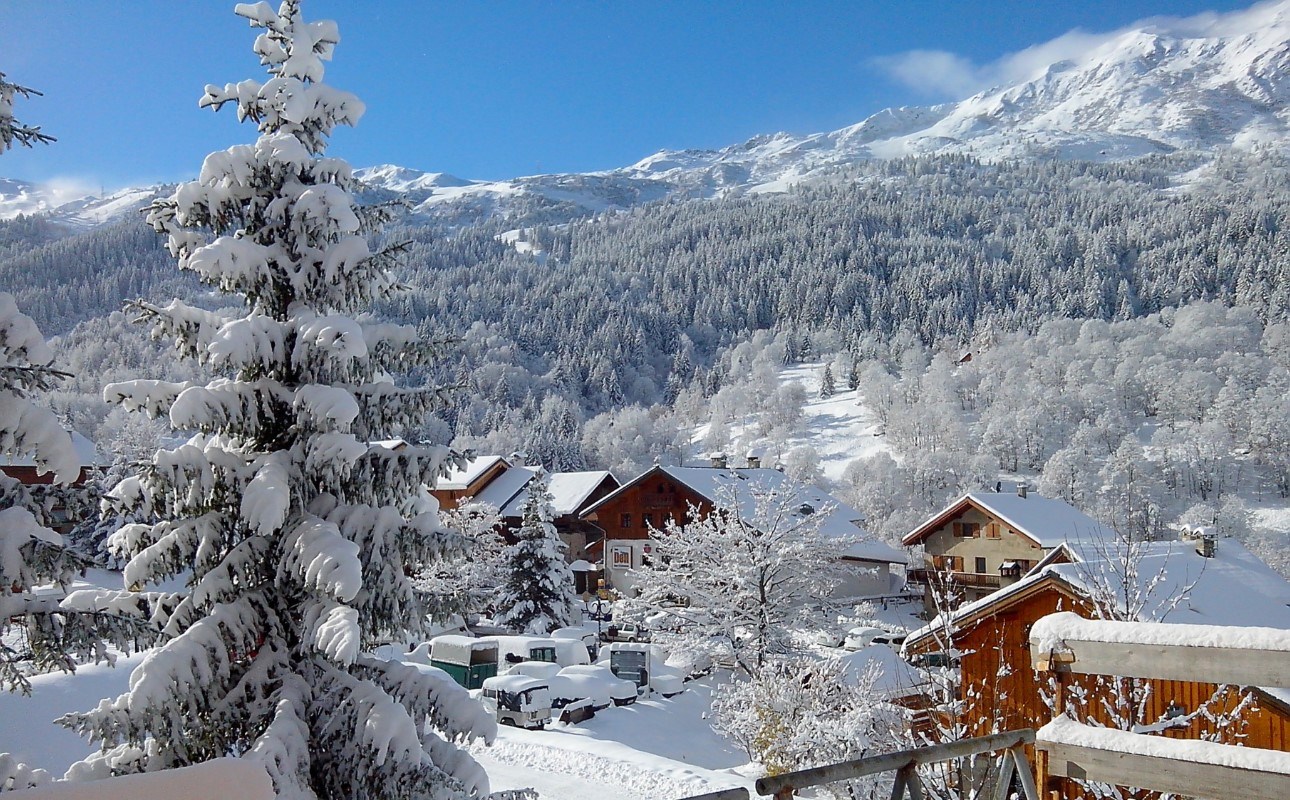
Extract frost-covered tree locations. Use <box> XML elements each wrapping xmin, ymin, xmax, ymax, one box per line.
<box><xmin>710</xmin><ymin>656</ymin><xmax>901</xmax><ymax>796</ymax></box>
<box><xmin>414</xmin><ymin>500</ymin><xmax>506</xmax><ymax>622</ymax></box>
<box><xmin>494</xmin><ymin>473</ymin><xmax>578</xmax><ymax>634</ymax></box>
<box><xmin>0</xmin><ymin>72</ymin><xmax>54</xmax><ymax>152</ymax></box>
<box><xmin>60</xmin><ymin>4</ymin><xmax>494</xmax><ymax>797</ymax></box>
<box><xmin>628</xmin><ymin>483</ymin><xmax>847</xmax><ymax>675</ymax></box>
<box><xmin>818</xmin><ymin>364</ymin><xmax>835</xmax><ymax>398</ymax></box>
<box><xmin>0</xmin><ymin>293</ymin><xmax>141</xmax><ymax>699</ymax></box>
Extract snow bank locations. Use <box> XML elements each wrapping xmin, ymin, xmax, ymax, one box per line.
<box><xmin>4</xmin><ymin>757</ymin><xmax>272</xmax><ymax>800</ymax></box>
<box><xmin>1038</xmin><ymin>716</ymin><xmax>1290</xmax><ymax>775</ymax></box>
<box><xmin>1030</xmin><ymin>611</ymin><xmax>1290</xmax><ymax>656</ymax></box>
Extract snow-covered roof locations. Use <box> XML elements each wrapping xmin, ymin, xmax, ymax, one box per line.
<box><xmin>436</xmin><ymin>455</ymin><xmax>507</xmax><ymax>491</ymax></box>
<box><xmin>582</xmin><ymin>465</ymin><xmax>908</xmax><ymax>564</ymax></box>
<box><xmin>500</xmin><ymin>470</ymin><xmax>616</xmax><ymax>518</ymax></box>
<box><xmin>473</xmin><ymin>465</ymin><xmax>539</xmax><ymax>509</ymax></box>
<box><xmin>840</xmin><ymin>538</ymin><xmax>909</xmax><ymax>566</ymax></box>
<box><xmin>906</xmin><ymin>537</ymin><xmax>1290</xmax><ymax>648</ymax></box>
<box><xmin>1</xmin><ymin>430</ymin><xmax>104</xmax><ymax>469</ymax></box>
<box><xmin>838</xmin><ymin>646</ymin><xmax>926</xmax><ymax>700</ymax></box>
<box><xmin>903</xmin><ymin>489</ymin><xmax>1119</xmax><ymax>548</ymax></box>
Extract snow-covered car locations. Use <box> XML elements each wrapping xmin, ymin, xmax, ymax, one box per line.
<box><xmin>871</xmin><ymin>632</ymin><xmax>907</xmax><ymax>648</ymax></box>
<box><xmin>547</xmin><ymin>673</ymin><xmax>612</xmax><ymax>711</ymax></box>
<box><xmin>480</xmin><ymin>675</ymin><xmax>552</xmax><ymax>730</ymax></box>
<box><xmin>506</xmin><ymin>660</ymin><xmax>562</xmax><ymax>680</ymax></box>
<box><xmin>558</xmin><ymin>664</ymin><xmax>638</xmax><ymax>706</ymax></box>
<box><xmin>550</xmin><ymin>635</ymin><xmax>593</xmax><ymax>667</ymax></box>
<box><xmin>604</xmin><ymin>642</ymin><xmax>686</xmax><ymax>697</ymax></box>
<box><xmin>551</xmin><ymin>626</ymin><xmax>600</xmax><ymax>659</ymax></box>
<box><xmin>842</xmin><ymin>626</ymin><xmax>888</xmax><ymax>650</ymax></box>
<box><xmin>651</xmin><ymin>672</ymin><xmax>685</xmax><ymax>698</ymax></box>
<box><xmin>601</xmin><ymin>621</ymin><xmax>651</xmax><ymax>643</ymax></box>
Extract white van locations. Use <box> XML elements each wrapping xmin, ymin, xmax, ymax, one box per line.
<box><xmin>480</xmin><ymin>675</ymin><xmax>552</xmax><ymax>729</ymax></box>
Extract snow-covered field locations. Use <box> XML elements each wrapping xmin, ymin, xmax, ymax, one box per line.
<box><xmin>0</xmin><ymin>654</ymin><xmax>758</xmax><ymax>798</ymax></box>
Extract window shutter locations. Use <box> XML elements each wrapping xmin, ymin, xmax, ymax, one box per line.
<box><xmin>953</xmin><ymin>522</ymin><xmax>963</xmax><ymax>537</ymax></box>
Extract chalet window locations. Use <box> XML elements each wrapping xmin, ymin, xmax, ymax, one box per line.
<box><xmin>975</xmin><ymin>557</ymin><xmax>987</xmax><ymax>574</ymax></box>
<box><xmin>643</xmin><ymin>513</ymin><xmax>654</xmax><ymax>530</ymax></box>
<box><xmin>620</xmin><ymin>513</ymin><xmax>632</xmax><ymax>529</ymax></box>
<box><xmin>986</xmin><ymin>523</ymin><xmax>1001</xmax><ymax>539</ymax></box>
<box><xmin>952</xmin><ymin>522</ymin><xmax>980</xmax><ymax>538</ymax></box>
<box><xmin>932</xmin><ymin>555</ymin><xmax>964</xmax><ymax>572</ymax></box>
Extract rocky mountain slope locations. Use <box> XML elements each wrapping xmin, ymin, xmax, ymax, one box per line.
<box><xmin>5</xmin><ymin>0</ymin><xmax>1289</xmax><ymax>230</ymax></box>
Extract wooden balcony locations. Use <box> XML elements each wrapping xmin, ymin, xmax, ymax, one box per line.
<box><xmin>905</xmin><ymin>568</ymin><xmax>1001</xmax><ymax>589</ymax></box>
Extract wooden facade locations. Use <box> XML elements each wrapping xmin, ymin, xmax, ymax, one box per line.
<box><xmin>582</xmin><ymin>466</ymin><xmax>713</xmax><ymax>585</ymax></box>
<box><xmin>429</xmin><ymin>457</ymin><xmax>510</xmax><ymax>511</ymax></box>
<box><xmin>908</xmin><ymin>576</ymin><xmax>1290</xmax><ymax>796</ymax></box>
<box><xmin>903</xmin><ymin>495</ymin><xmax>1052</xmax><ymax>611</ymax></box>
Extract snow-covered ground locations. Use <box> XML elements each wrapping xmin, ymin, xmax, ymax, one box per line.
<box><xmin>0</xmin><ymin>656</ymin><xmax>758</xmax><ymax>798</ymax></box>
<box><xmin>473</xmin><ymin>677</ymin><xmax>755</xmax><ymax>799</ymax></box>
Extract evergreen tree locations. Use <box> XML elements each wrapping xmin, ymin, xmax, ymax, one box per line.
<box><xmin>0</xmin><ymin>72</ymin><xmax>55</xmax><ymax>152</ymax></box>
<box><xmin>846</xmin><ymin>359</ymin><xmax>860</xmax><ymax>391</ymax></box>
<box><xmin>61</xmin><ymin>4</ymin><xmax>493</xmax><ymax>797</ymax></box>
<box><xmin>0</xmin><ymin>294</ymin><xmax>140</xmax><ymax>699</ymax></box>
<box><xmin>494</xmin><ymin>473</ymin><xmax>577</xmax><ymax>634</ymax></box>
<box><xmin>819</xmin><ymin>364</ymin><xmax>835</xmax><ymax>399</ymax></box>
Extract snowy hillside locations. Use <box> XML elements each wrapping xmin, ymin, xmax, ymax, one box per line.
<box><xmin>9</xmin><ymin>1</ymin><xmax>1290</xmax><ymax>230</ymax></box>
<box><xmin>689</xmin><ymin>362</ymin><xmax>893</xmax><ymax>485</ymax></box>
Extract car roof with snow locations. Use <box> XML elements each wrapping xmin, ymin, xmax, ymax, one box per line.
<box><xmin>482</xmin><ymin>674</ymin><xmax>548</xmax><ymax>692</ymax></box>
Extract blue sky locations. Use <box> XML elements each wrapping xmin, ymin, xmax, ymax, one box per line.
<box><xmin>0</xmin><ymin>0</ymin><xmax>1262</xmax><ymax>190</ymax></box>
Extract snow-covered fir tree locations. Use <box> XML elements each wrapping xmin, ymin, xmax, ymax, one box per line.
<box><xmin>819</xmin><ymin>363</ymin><xmax>835</xmax><ymax>398</ymax></box>
<box><xmin>0</xmin><ymin>293</ymin><xmax>140</xmax><ymax>701</ymax></box>
<box><xmin>0</xmin><ymin>72</ymin><xmax>54</xmax><ymax>152</ymax></box>
<box><xmin>494</xmin><ymin>473</ymin><xmax>577</xmax><ymax>634</ymax></box>
<box><xmin>59</xmin><ymin>4</ymin><xmax>495</xmax><ymax>797</ymax></box>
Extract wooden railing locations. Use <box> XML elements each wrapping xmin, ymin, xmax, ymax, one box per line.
<box><xmin>1030</xmin><ymin>612</ymin><xmax>1290</xmax><ymax>798</ymax></box>
<box><xmin>677</xmin><ymin>729</ymin><xmax>1039</xmax><ymax>800</ymax></box>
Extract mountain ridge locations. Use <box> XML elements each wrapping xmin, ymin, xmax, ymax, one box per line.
<box><xmin>5</xmin><ymin>0</ymin><xmax>1290</xmax><ymax>230</ymax></box>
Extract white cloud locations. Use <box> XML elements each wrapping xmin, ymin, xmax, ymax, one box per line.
<box><xmin>872</xmin><ymin>0</ymin><xmax>1289</xmax><ymax>100</ymax></box>
<box><xmin>39</xmin><ymin>176</ymin><xmax>101</xmax><ymax>204</ymax></box>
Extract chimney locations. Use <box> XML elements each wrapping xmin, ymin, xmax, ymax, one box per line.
<box><xmin>747</xmin><ymin>455</ymin><xmax>761</xmax><ymax>469</ymax></box>
<box><xmin>1017</xmin><ymin>482</ymin><xmax>1028</xmax><ymax>499</ymax></box>
<box><xmin>709</xmin><ymin>452</ymin><xmax>727</xmax><ymax>469</ymax></box>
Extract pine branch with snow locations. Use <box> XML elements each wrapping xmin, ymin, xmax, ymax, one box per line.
<box><xmin>0</xmin><ymin>72</ymin><xmax>55</xmax><ymax>152</ymax></box>
<box><xmin>58</xmin><ymin>4</ymin><xmax>494</xmax><ymax>797</ymax></box>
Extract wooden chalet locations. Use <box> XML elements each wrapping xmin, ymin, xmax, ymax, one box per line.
<box><xmin>429</xmin><ymin>454</ymin><xmax>512</xmax><ymax>511</ymax></box>
<box><xmin>0</xmin><ymin>430</ymin><xmax>102</xmax><ymax>487</ymax></box>
<box><xmin>429</xmin><ymin>454</ymin><xmax>619</xmax><ymax>591</ymax></box>
<box><xmin>902</xmin><ymin>484</ymin><xmax>1119</xmax><ymax>612</ymax></box>
<box><xmin>903</xmin><ymin>535</ymin><xmax>1290</xmax><ymax>793</ymax></box>
<box><xmin>580</xmin><ymin>462</ymin><xmax>906</xmax><ymax>595</ymax></box>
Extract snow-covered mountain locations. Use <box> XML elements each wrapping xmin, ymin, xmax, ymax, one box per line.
<box><xmin>6</xmin><ymin>0</ymin><xmax>1290</xmax><ymax>230</ymax></box>
<box><xmin>0</xmin><ymin>177</ymin><xmax>168</xmax><ymax>228</ymax></box>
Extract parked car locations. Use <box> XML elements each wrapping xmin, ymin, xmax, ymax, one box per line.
<box><xmin>548</xmin><ymin>673</ymin><xmax>613</xmax><ymax>711</ymax></box>
<box><xmin>507</xmin><ymin>660</ymin><xmax>562</xmax><ymax>680</ymax></box>
<box><xmin>549</xmin><ymin>634</ymin><xmax>593</xmax><ymax>667</ymax></box>
<box><xmin>480</xmin><ymin>635</ymin><xmax>558</xmax><ymax>665</ymax></box>
<box><xmin>842</xmin><ymin>626</ymin><xmax>887</xmax><ymax>650</ymax></box>
<box><xmin>551</xmin><ymin>626</ymin><xmax>600</xmax><ymax>660</ymax></box>
<box><xmin>601</xmin><ymin>621</ymin><xmax>651</xmax><ymax>643</ymax></box>
<box><xmin>871</xmin><ymin>632</ymin><xmax>907</xmax><ymax>648</ymax></box>
<box><xmin>480</xmin><ymin>675</ymin><xmax>551</xmax><ymax>729</ymax></box>
<box><xmin>558</xmin><ymin>664</ymin><xmax>638</xmax><ymax>706</ymax></box>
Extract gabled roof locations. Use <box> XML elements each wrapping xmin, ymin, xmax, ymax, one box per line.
<box><xmin>581</xmin><ymin>464</ymin><xmax>906</xmax><ymax>564</ymax></box>
<box><xmin>901</xmin><ymin>490</ymin><xmax>1119</xmax><ymax>548</ymax></box>
<box><xmin>473</xmin><ymin>465</ymin><xmax>538</xmax><ymax>510</ymax></box>
<box><xmin>500</xmin><ymin>470</ymin><xmax>617</xmax><ymax>518</ymax></box>
<box><xmin>906</xmin><ymin>537</ymin><xmax>1290</xmax><ymax>651</ymax></box>
<box><xmin>436</xmin><ymin>455</ymin><xmax>509</xmax><ymax>491</ymax></box>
